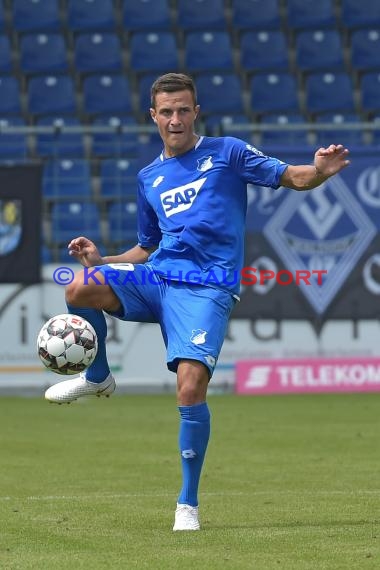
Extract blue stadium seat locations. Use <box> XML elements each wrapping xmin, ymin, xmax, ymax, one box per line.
<box><xmin>129</xmin><ymin>32</ymin><xmax>178</xmax><ymax>73</ymax></box>
<box><xmin>0</xmin><ymin>2</ymin><xmax>4</xmax><ymax>32</ymax></box>
<box><xmin>204</xmin><ymin>113</ymin><xmax>251</xmax><ymax>138</ymax></box>
<box><xmin>12</xmin><ymin>0</ymin><xmax>61</xmax><ymax>33</ymax></box>
<box><xmin>56</xmin><ymin>246</ymin><xmax>74</xmax><ymax>263</ymax></box>
<box><xmin>42</xmin><ymin>159</ymin><xmax>92</xmax><ymax>198</ymax></box>
<box><xmin>107</xmin><ymin>200</ymin><xmax>138</xmax><ymax>244</ymax></box>
<box><xmin>196</xmin><ymin>74</ymin><xmax>244</xmax><ymax>115</ymax></box>
<box><xmin>91</xmin><ymin>115</ymin><xmax>138</xmax><ymax>157</ymax></box>
<box><xmin>0</xmin><ymin>35</ymin><xmax>12</xmax><ymax>73</ymax></box>
<box><xmin>286</xmin><ymin>0</ymin><xmax>335</xmax><ymax>30</ymax></box>
<box><xmin>184</xmin><ymin>31</ymin><xmax>233</xmax><ymax>73</ymax></box>
<box><xmin>137</xmin><ymin>134</ymin><xmax>163</xmax><ymax>166</ymax></box>
<box><xmin>295</xmin><ymin>30</ymin><xmax>344</xmax><ymax>72</ymax></box>
<box><xmin>122</xmin><ymin>0</ymin><xmax>171</xmax><ymax>31</ymax></box>
<box><xmin>28</xmin><ymin>75</ymin><xmax>76</xmax><ymax>116</ymax></box>
<box><xmin>82</xmin><ymin>74</ymin><xmax>132</xmax><ymax>116</ymax></box>
<box><xmin>360</xmin><ymin>72</ymin><xmax>380</xmax><ymax>114</ymax></box>
<box><xmin>0</xmin><ymin>77</ymin><xmax>22</xmax><ymax>114</ymax></box>
<box><xmin>74</xmin><ymin>33</ymin><xmax>123</xmax><ymax>74</ymax></box>
<box><xmin>260</xmin><ymin>113</ymin><xmax>310</xmax><ymax>146</ymax></box>
<box><xmin>35</xmin><ymin>116</ymin><xmax>85</xmax><ymax>157</ymax></box>
<box><xmin>51</xmin><ymin>201</ymin><xmax>102</xmax><ymax>245</ymax></box>
<box><xmin>100</xmin><ymin>158</ymin><xmax>139</xmax><ymax>199</ymax></box>
<box><xmin>372</xmin><ymin>116</ymin><xmax>380</xmax><ymax>144</ymax></box>
<box><xmin>350</xmin><ymin>29</ymin><xmax>380</xmax><ymax>72</ymax></box>
<box><xmin>240</xmin><ymin>31</ymin><xmax>289</xmax><ymax>73</ymax></box>
<box><xmin>67</xmin><ymin>0</ymin><xmax>115</xmax><ymax>32</ymax></box>
<box><xmin>341</xmin><ymin>0</ymin><xmax>380</xmax><ymax>29</ymax></box>
<box><xmin>0</xmin><ymin>117</ymin><xmax>28</xmax><ymax>158</ymax></box>
<box><xmin>305</xmin><ymin>72</ymin><xmax>355</xmax><ymax>115</ymax></box>
<box><xmin>313</xmin><ymin>113</ymin><xmax>364</xmax><ymax>147</ymax></box>
<box><xmin>177</xmin><ymin>0</ymin><xmax>226</xmax><ymax>30</ymax></box>
<box><xmin>138</xmin><ymin>73</ymin><xmax>160</xmax><ymax>113</ymax></box>
<box><xmin>41</xmin><ymin>244</ymin><xmax>53</xmax><ymax>263</ymax></box>
<box><xmin>19</xmin><ymin>34</ymin><xmax>68</xmax><ymax>74</ymax></box>
<box><xmin>250</xmin><ymin>73</ymin><xmax>299</xmax><ymax>115</ymax></box>
<box><xmin>113</xmin><ymin>242</ymin><xmax>138</xmax><ymax>254</ymax></box>
<box><xmin>231</xmin><ymin>0</ymin><xmax>281</xmax><ymax>30</ymax></box>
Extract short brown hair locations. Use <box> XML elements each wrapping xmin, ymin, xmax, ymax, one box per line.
<box><xmin>150</xmin><ymin>73</ymin><xmax>197</xmax><ymax>108</ymax></box>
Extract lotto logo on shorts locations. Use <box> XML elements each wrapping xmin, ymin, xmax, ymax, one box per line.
<box><xmin>160</xmin><ymin>178</ymin><xmax>207</xmax><ymax>217</ymax></box>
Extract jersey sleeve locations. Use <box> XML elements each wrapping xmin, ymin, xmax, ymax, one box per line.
<box><xmin>226</xmin><ymin>137</ymin><xmax>289</xmax><ymax>188</ymax></box>
<box><xmin>137</xmin><ymin>175</ymin><xmax>162</xmax><ymax>248</ymax></box>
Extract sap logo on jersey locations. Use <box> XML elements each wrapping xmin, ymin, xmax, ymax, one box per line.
<box><xmin>160</xmin><ymin>178</ymin><xmax>207</xmax><ymax>217</ymax></box>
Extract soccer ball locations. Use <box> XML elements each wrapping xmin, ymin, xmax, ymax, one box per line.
<box><xmin>37</xmin><ymin>314</ymin><xmax>98</xmax><ymax>375</ymax></box>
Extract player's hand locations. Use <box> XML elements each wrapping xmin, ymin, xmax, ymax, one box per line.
<box><xmin>314</xmin><ymin>144</ymin><xmax>350</xmax><ymax>178</ymax></box>
<box><xmin>67</xmin><ymin>236</ymin><xmax>104</xmax><ymax>267</ymax></box>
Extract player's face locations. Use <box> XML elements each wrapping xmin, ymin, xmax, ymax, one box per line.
<box><xmin>150</xmin><ymin>90</ymin><xmax>200</xmax><ymax>158</ymax></box>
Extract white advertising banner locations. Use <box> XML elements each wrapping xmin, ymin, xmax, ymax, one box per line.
<box><xmin>0</xmin><ymin>264</ymin><xmax>379</xmax><ymax>393</ymax></box>
<box><xmin>0</xmin><ymin>264</ymin><xmax>169</xmax><ymax>392</ymax></box>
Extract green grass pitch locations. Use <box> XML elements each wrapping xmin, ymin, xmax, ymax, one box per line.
<box><xmin>0</xmin><ymin>392</ymin><xmax>379</xmax><ymax>569</ymax></box>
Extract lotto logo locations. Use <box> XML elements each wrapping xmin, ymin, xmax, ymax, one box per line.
<box><xmin>182</xmin><ymin>449</ymin><xmax>197</xmax><ymax>459</ymax></box>
<box><xmin>160</xmin><ymin>178</ymin><xmax>207</xmax><ymax>217</ymax></box>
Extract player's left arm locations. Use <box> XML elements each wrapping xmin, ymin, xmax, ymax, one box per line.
<box><xmin>280</xmin><ymin>144</ymin><xmax>350</xmax><ymax>191</ymax></box>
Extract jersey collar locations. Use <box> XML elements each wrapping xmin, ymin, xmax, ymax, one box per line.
<box><xmin>159</xmin><ymin>136</ymin><xmax>204</xmax><ymax>161</ymax></box>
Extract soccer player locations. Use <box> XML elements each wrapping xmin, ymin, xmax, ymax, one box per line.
<box><xmin>45</xmin><ymin>73</ymin><xmax>350</xmax><ymax>531</ymax></box>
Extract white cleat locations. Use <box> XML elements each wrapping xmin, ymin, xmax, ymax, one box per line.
<box><xmin>44</xmin><ymin>372</ymin><xmax>116</xmax><ymax>404</ymax></box>
<box><xmin>173</xmin><ymin>503</ymin><xmax>200</xmax><ymax>531</ymax></box>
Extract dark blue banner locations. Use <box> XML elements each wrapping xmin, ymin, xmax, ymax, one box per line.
<box><xmin>0</xmin><ymin>165</ymin><xmax>42</xmax><ymax>283</ymax></box>
<box><xmin>233</xmin><ymin>149</ymin><xmax>380</xmax><ymax>321</ymax></box>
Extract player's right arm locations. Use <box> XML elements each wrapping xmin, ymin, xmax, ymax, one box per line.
<box><xmin>68</xmin><ymin>236</ymin><xmax>157</xmax><ymax>267</ymax></box>
<box><xmin>68</xmin><ymin>174</ymin><xmax>161</xmax><ymax>267</ymax></box>
<box><xmin>103</xmin><ymin>244</ymin><xmax>158</xmax><ymax>265</ymax></box>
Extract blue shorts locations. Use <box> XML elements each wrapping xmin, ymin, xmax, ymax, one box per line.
<box><xmin>94</xmin><ymin>263</ymin><xmax>235</xmax><ymax>377</ymax></box>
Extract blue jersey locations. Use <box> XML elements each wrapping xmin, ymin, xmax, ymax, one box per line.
<box><xmin>137</xmin><ymin>136</ymin><xmax>288</xmax><ymax>296</ymax></box>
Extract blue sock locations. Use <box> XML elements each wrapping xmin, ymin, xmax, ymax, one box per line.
<box><xmin>66</xmin><ymin>304</ymin><xmax>110</xmax><ymax>383</ymax></box>
<box><xmin>178</xmin><ymin>402</ymin><xmax>211</xmax><ymax>507</ymax></box>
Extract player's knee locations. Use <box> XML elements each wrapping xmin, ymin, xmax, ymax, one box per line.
<box><xmin>65</xmin><ymin>273</ymin><xmax>84</xmax><ymax>306</ymax></box>
<box><xmin>65</xmin><ymin>270</ymin><xmax>100</xmax><ymax>307</ymax></box>
<box><xmin>177</xmin><ymin>361</ymin><xmax>209</xmax><ymax>405</ymax></box>
<box><xmin>177</xmin><ymin>382</ymin><xmax>202</xmax><ymax>405</ymax></box>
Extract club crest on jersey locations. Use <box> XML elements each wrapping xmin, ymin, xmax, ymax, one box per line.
<box><xmin>197</xmin><ymin>156</ymin><xmax>213</xmax><ymax>172</ymax></box>
<box><xmin>160</xmin><ymin>178</ymin><xmax>207</xmax><ymax>217</ymax></box>
<box><xmin>190</xmin><ymin>329</ymin><xmax>207</xmax><ymax>345</ymax></box>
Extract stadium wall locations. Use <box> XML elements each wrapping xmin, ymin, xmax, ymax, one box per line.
<box><xmin>0</xmin><ymin>263</ymin><xmax>379</xmax><ymax>395</ymax></box>
<box><xmin>0</xmin><ymin>148</ymin><xmax>379</xmax><ymax>395</ymax></box>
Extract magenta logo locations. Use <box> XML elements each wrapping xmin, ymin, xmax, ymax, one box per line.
<box><xmin>236</xmin><ymin>358</ymin><xmax>380</xmax><ymax>395</ymax></box>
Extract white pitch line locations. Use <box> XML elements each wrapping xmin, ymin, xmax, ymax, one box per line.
<box><xmin>1</xmin><ymin>490</ymin><xmax>380</xmax><ymax>502</ymax></box>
